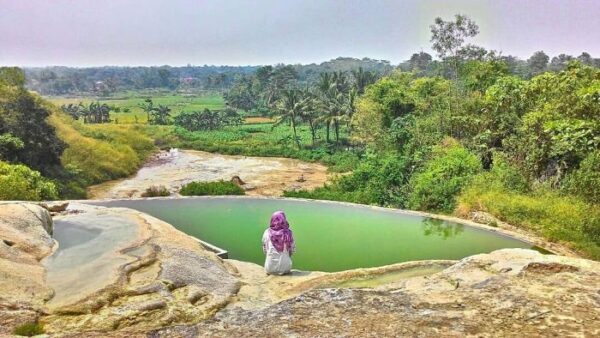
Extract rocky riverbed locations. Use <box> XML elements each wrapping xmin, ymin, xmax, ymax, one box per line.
<box><xmin>0</xmin><ymin>202</ymin><xmax>599</xmax><ymax>337</ymax></box>
<box><xmin>87</xmin><ymin>150</ymin><xmax>330</xmax><ymax>199</ymax></box>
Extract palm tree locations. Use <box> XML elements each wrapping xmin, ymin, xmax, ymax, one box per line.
<box><xmin>316</xmin><ymin>72</ymin><xmax>353</xmax><ymax>144</ymax></box>
<box><xmin>351</xmin><ymin>67</ymin><xmax>378</xmax><ymax>94</ymax></box>
<box><xmin>316</xmin><ymin>73</ymin><xmax>334</xmax><ymax>143</ymax></box>
<box><xmin>274</xmin><ymin>89</ymin><xmax>307</xmax><ymax>149</ymax></box>
<box><xmin>150</xmin><ymin>105</ymin><xmax>171</xmax><ymax>125</ymax></box>
<box><xmin>138</xmin><ymin>98</ymin><xmax>154</xmax><ymax>124</ymax></box>
<box><xmin>299</xmin><ymin>87</ymin><xmax>320</xmax><ymax>146</ymax></box>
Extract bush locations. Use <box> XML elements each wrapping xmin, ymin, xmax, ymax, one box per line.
<box><xmin>564</xmin><ymin>151</ymin><xmax>600</xmax><ymax>204</ymax></box>
<box><xmin>285</xmin><ymin>151</ymin><xmax>410</xmax><ymax>207</ymax></box>
<box><xmin>141</xmin><ymin>185</ymin><xmax>170</xmax><ymax>197</ymax></box>
<box><xmin>13</xmin><ymin>322</ymin><xmax>44</xmax><ymax>336</ymax></box>
<box><xmin>180</xmin><ymin>180</ymin><xmax>245</xmax><ymax>196</ymax></box>
<box><xmin>408</xmin><ymin>139</ymin><xmax>481</xmax><ymax>213</ymax></box>
<box><xmin>0</xmin><ymin>161</ymin><xmax>58</xmax><ymax>201</ymax></box>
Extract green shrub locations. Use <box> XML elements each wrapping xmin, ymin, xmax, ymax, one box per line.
<box><xmin>285</xmin><ymin>151</ymin><xmax>410</xmax><ymax>207</ymax></box>
<box><xmin>408</xmin><ymin>140</ymin><xmax>481</xmax><ymax>213</ymax></box>
<box><xmin>564</xmin><ymin>151</ymin><xmax>600</xmax><ymax>204</ymax></box>
<box><xmin>141</xmin><ymin>185</ymin><xmax>170</xmax><ymax>197</ymax></box>
<box><xmin>180</xmin><ymin>180</ymin><xmax>245</xmax><ymax>196</ymax></box>
<box><xmin>0</xmin><ymin>161</ymin><xmax>58</xmax><ymax>201</ymax></box>
<box><xmin>13</xmin><ymin>322</ymin><xmax>44</xmax><ymax>336</ymax></box>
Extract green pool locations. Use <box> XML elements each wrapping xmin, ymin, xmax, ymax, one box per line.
<box><xmin>90</xmin><ymin>197</ymin><xmax>536</xmax><ymax>272</ymax></box>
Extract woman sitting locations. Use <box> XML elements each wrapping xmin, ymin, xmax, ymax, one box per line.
<box><xmin>262</xmin><ymin>210</ymin><xmax>295</xmax><ymax>275</ymax></box>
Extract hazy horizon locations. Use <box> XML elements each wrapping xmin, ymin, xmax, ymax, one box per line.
<box><xmin>2</xmin><ymin>0</ymin><xmax>599</xmax><ymax>67</ymax></box>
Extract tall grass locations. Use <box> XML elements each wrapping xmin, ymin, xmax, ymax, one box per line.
<box><xmin>48</xmin><ymin>112</ymin><xmax>156</xmax><ymax>196</ymax></box>
<box><xmin>457</xmin><ymin>182</ymin><xmax>600</xmax><ymax>259</ymax></box>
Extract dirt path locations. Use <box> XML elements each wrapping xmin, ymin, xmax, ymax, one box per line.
<box><xmin>87</xmin><ymin>150</ymin><xmax>330</xmax><ymax>199</ymax></box>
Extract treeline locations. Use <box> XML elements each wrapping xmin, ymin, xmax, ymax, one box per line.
<box><xmin>23</xmin><ymin>57</ymin><xmax>392</xmax><ymax>96</ymax></box>
<box><xmin>285</xmin><ymin>15</ymin><xmax>600</xmax><ymax>258</ymax></box>
<box><xmin>24</xmin><ymin>65</ymin><xmax>258</xmax><ymax>96</ymax></box>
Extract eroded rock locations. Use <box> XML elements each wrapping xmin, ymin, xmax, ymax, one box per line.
<box><xmin>0</xmin><ymin>203</ymin><xmax>55</xmax><ymax>335</ymax></box>
<box><xmin>38</xmin><ymin>203</ymin><xmax>240</xmax><ymax>334</ymax></box>
<box><xmin>151</xmin><ymin>249</ymin><xmax>600</xmax><ymax>337</ymax></box>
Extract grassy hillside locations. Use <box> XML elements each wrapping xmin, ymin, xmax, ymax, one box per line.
<box><xmin>48</xmin><ymin>111</ymin><xmax>156</xmax><ymax>197</ymax></box>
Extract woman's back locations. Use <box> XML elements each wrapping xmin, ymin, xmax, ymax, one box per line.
<box><xmin>262</xmin><ymin>210</ymin><xmax>295</xmax><ymax>275</ymax></box>
<box><xmin>262</xmin><ymin>229</ymin><xmax>292</xmax><ymax>275</ymax></box>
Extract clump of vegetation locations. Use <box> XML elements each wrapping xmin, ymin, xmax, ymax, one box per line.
<box><xmin>0</xmin><ymin>161</ymin><xmax>58</xmax><ymax>200</ymax></box>
<box><xmin>13</xmin><ymin>322</ymin><xmax>45</xmax><ymax>336</ymax></box>
<box><xmin>141</xmin><ymin>185</ymin><xmax>170</xmax><ymax>197</ymax></box>
<box><xmin>408</xmin><ymin>139</ymin><xmax>481</xmax><ymax>213</ymax></box>
<box><xmin>563</xmin><ymin>151</ymin><xmax>600</xmax><ymax>204</ymax></box>
<box><xmin>180</xmin><ymin>181</ymin><xmax>245</xmax><ymax>196</ymax></box>
<box><xmin>174</xmin><ymin>108</ymin><xmax>242</xmax><ymax>131</ymax></box>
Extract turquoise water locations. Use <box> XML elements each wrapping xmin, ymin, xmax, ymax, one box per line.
<box><xmin>91</xmin><ymin>197</ymin><xmax>534</xmax><ymax>272</ymax></box>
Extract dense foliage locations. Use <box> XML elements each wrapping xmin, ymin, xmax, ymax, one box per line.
<box><xmin>179</xmin><ymin>180</ymin><xmax>245</xmax><ymax>196</ymax></box>
<box><xmin>287</xmin><ymin>15</ymin><xmax>600</xmax><ymax>258</ymax></box>
<box><xmin>0</xmin><ymin>161</ymin><xmax>58</xmax><ymax>201</ymax></box>
<box><xmin>0</xmin><ymin>68</ymin><xmax>65</xmax><ymax>176</ymax></box>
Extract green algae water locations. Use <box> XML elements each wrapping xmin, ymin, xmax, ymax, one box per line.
<box><xmin>91</xmin><ymin>197</ymin><xmax>535</xmax><ymax>272</ymax></box>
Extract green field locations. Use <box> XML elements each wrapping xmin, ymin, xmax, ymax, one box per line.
<box><xmin>47</xmin><ymin>91</ymin><xmax>227</xmax><ymax>124</ymax></box>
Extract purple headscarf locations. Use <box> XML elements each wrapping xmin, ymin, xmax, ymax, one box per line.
<box><xmin>268</xmin><ymin>211</ymin><xmax>295</xmax><ymax>253</ymax></box>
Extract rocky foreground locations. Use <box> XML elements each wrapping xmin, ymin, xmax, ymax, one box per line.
<box><xmin>0</xmin><ymin>202</ymin><xmax>599</xmax><ymax>337</ymax></box>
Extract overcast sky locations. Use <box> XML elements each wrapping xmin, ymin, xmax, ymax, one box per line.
<box><xmin>1</xmin><ymin>0</ymin><xmax>599</xmax><ymax>67</ymax></box>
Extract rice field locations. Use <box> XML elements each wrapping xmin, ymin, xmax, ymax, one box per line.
<box><xmin>47</xmin><ymin>91</ymin><xmax>227</xmax><ymax>124</ymax></box>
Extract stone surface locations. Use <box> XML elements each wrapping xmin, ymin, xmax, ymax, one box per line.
<box><xmin>0</xmin><ymin>202</ymin><xmax>55</xmax><ymax>336</ymax></box>
<box><xmin>1</xmin><ymin>201</ymin><xmax>599</xmax><ymax>337</ymax></box>
<box><xmin>40</xmin><ymin>203</ymin><xmax>240</xmax><ymax>334</ymax></box>
<box><xmin>151</xmin><ymin>249</ymin><xmax>600</xmax><ymax>337</ymax></box>
<box><xmin>87</xmin><ymin>150</ymin><xmax>330</xmax><ymax>198</ymax></box>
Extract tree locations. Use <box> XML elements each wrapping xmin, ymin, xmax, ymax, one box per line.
<box><xmin>407</xmin><ymin>52</ymin><xmax>433</xmax><ymax>73</ymax></box>
<box><xmin>0</xmin><ymin>67</ymin><xmax>65</xmax><ymax>175</ymax></box>
<box><xmin>138</xmin><ymin>98</ymin><xmax>154</xmax><ymax>123</ymax></box>
<box><xmin>61</xmin><ymin>103</ymin><xmax>82</xmax><ymax>120</ymax></box>
<box><xmin>577</xmin><ymin>52</ymin><xmax>593</xmax><ymax>66</ymax></box>
<box><xmin>275</xmin><ymin>89</ymin><xmax>307</xmax><ymax>149</ymax></box>
<box><xmin>430</xmin><ymin>14</ymin><xmax>480</xmax><ymax>79</ymax></box>
<box><xmin>549</xmin><ymin>54</ymin><xmax>574</xmax><ymax>72</ymax></box>
<box><xmin>527</xmin><ymin>51</ymin><xmax>549</xmax><ymax>76</ymax></box>
<box><xmin>351</xmin><ymin>67</ymin><xmax>378</xmax><ymax>94</ymax></box>
<box><xmin>79</xmin><ymin>101</ymin><xmax>111</xmax><ymax>123</ymax></box>
<box><xmin>150</xmin><ymin>105</ymin><xmax>171</xmax><ymax>125</ymax></box>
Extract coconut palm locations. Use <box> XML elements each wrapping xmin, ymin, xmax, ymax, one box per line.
<box><xmin>274</xmin><ymin>89</ymin><xmax>307</xmax><ymax>149</ymax></box>
<box><xmin>351</xmin><ymin>67</ymin><xmax>378</xmax><ymax>94</ymax></box>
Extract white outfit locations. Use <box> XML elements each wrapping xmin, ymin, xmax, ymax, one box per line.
<box><xmin>262</xmin><ymin>229</ymin><xmax>293</xmax><ymax>275</ymax></box>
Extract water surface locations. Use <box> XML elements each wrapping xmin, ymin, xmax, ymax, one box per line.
<box><xmin>91</xmin><ymin>197</ymin><xmax>534</xmax><ymax>272</ymax></box>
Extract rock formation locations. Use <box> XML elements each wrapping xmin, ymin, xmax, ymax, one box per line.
<box><xmin>0</xmin><ymin>203</ymin><xmax>55</xmax><ymax>336</ymax></box>
<box><xmin>151</xmin><ymin>249</ymin><xmax>600</xmax><ymax>337</ymax></box>
<box><xmin>0</xmin><ymin>201</ymin><xmax>599</xmax><ymax>337</ymax></box>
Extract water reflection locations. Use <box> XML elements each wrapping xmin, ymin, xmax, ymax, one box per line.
<box><xmin>421</xmin><ymin>218</ymin><xmax>464</xmax><ymax>239</ymax></box>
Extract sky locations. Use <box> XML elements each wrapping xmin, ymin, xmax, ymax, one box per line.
<box><xmin>1</xmin><ymin>0</ymin><xmax>599</xmax><ymax>67</ymax></box>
